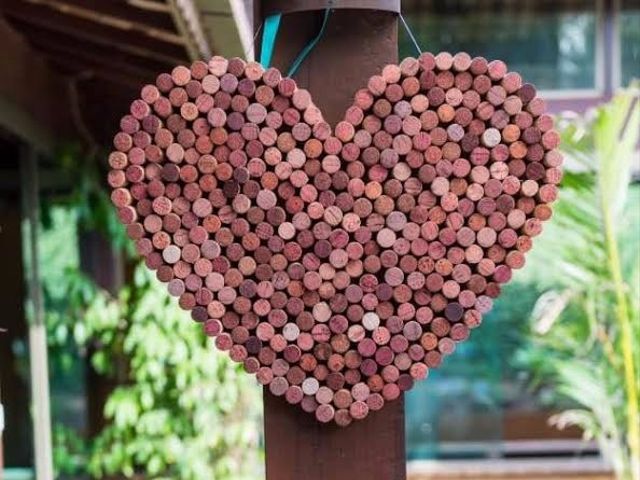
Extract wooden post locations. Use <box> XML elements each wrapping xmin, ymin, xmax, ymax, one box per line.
<box><xmin>20</xmin><ymin>146</ymin><xmax>54</xmax><ymax>480</ymax></box>
<box><xmin>258</xmin><ymin>3</ymin><xmax>406</xmax><ymax>479</ymax></box>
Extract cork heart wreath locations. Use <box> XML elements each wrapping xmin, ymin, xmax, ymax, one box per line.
<box><xmin>108</xmin><ymin>52</ymin><xmax>562</xmax><ymax>427</ymax></box>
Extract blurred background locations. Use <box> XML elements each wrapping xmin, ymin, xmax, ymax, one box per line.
<box><xmin>0</xmin><ymin>1</ymin><xmax>638</xmax><ymax>479</ymax></box>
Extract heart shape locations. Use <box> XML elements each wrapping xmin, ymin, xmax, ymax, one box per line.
<box><xmin>108</xmin><ymin>52</ymin><xmax>561</xmax><ymax>427</ymax></box>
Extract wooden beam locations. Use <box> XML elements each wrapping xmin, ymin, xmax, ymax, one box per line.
<box><xmin>2</xmin><ymin>0</ymin><xmax>189</xmax><ymax>61</ymax></box>
<box><xmin>198</xmin><ymin>9</ymin><xmax>233</xmax><ymax>17</ymax></box>
<box><xmin>6</xmin><ymin>17</ymin><xmax>184</xmax><ymax>67</ymax></box>
<box><xmin>20</xmin><ymin>0</ymin><xmax>186</xmax><ymax>45</ymax></box>
<box><xmin>229</xmin><ymin>0</ymin><xmax>255</xmax><ymax>60</ymax></box>
<box><xmin>33</xmin><ymin>0</ymin><xmax>177</xmax><ymax>30</ymax></box>
<box><xmin>18</xmin><ymin>23</ymin><xmax>174</xmax><ymax>74</ymax></box>
<box><xmin>127</xmin><ymin>0</ymin><xmax>172</xmax><ymax>14</ymax></box>
<box><xmin>21</xmin><ymin>145</ymin><xmax>55</xmax><ymax>480</ymax></box>
<box><xmin>265</xmin><ymin>393</ymin><xmax>406</xmax><ymax>480</ymax></box>
<box><xmin>168</xmin><ymin>0</ymin><xmax>212</xmax><ymax>60</ymax></box>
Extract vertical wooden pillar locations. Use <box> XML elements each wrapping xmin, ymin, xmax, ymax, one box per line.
<box><xmin>20</xmin><ymin>146</ymin><xmax>54</xmax><ymax>480</ymax></box>
<box><xmin>259</xmin><ymin>3</ymin><xmax>406</xmax><ymax>480</ymax></box>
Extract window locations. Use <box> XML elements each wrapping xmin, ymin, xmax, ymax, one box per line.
<box><xmin>399</xmin><ymin>1</ymin><xmax>607</xmax><ymax>460</ymax></box>
<box><xmin>400</xmin><ymin>0</ymin><xmax>600</xmax><ymax>92</ymax></box>
<box><xmin>405</xmin><ymin>283</ymin><xmax>548</xmax><ymax>459</ymax></box>
<box><xmin>620</xmin><ymin>0</ymin><xmax>640</xmax><ymax>85</ymax></box>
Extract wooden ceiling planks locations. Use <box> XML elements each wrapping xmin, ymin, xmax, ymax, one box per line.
<box><xmin>2</xmin><ymin>0</ymin><xmax>189</xmax><ymax>60</ymax></box>
<box><xmin>18</xmin><ymin>23</ymin><xmax>175</xmax><ymax>78</ymax></box>
<box><xmin>0</xmin><ymin>0</ymin><xmax>194</xmax><ymax>145</ymax></box>
<box><xmin>17</xmin><ymin>0</ymin><xmax>184</xmax><ymax>45</ymax></box>
<box><xmin>38</xmin><ymin>0</ymin><xmax>178</xmax><ymax>31</ymax></box>
<box><xmin>0</xmin><ymin>0</ymin><xmax>247</xmax><ymax>146</ymax></box>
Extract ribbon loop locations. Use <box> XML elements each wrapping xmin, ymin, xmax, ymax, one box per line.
<box><xmin>287</xmin><ymin>8</ymin><xmax>332</xmax><ymax>78</ymax></box>
<box><xmin>260</xmin><ymin>13</ymin><xmax>282</xmax><ymax>69</ymax></box>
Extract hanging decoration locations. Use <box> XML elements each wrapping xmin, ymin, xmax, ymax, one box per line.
<box><xmin>108</xmin><ymin>50</ymin><xmax>561</xmax><ymax>426</ymax></box>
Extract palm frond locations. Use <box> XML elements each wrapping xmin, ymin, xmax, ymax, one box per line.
<box><xmin>593</xmin><ymin>88</ymin><xmax>640</xmax><ymax>220</ymax></box>
<box><xmin>523</xmin><ymin>87</ymin><xmax>640</xmax><ymax>480</ymax></box>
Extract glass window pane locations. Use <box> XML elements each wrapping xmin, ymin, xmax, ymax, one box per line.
<box><xmin>621</xmin><ymin>0</ymin><xmax>640</xmax><ymax>85</ymax></box>
<box><xmin>405</xmin><ymin>282</ymin><xmax>541</xmax><ymax>459</ymax></box>
<box><xmin>400</xmin><ymin>0</ymin><xmax>598</xmax><ymax>91</ymax></box>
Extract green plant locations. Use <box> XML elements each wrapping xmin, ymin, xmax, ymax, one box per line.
<box><xmin>520</xmin><ymin>87</ymin><xmax>640</xmax><ymax>479</ymax></box>
<box><xmin>40</xmin><ymin>152</ymin><xmax>263</xmax><ymax>479</ymax></box>
<box><xmin>81</xmin><ymin>266</ymin><xmax>262</xmax><ymax>479</ymax></box>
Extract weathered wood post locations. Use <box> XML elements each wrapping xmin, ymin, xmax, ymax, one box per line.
<box><xmin>257</xmin><ymin>2</ymin><xmax>406</xmax><ymax>479</ymax></box>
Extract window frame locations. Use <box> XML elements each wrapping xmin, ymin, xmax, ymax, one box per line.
<box><xmin>539</xmin><ymin>0</ymin><xmax>606</xmax><ymax>99</ymax></box>
<box><xmin>612</xmin><ymin>0</ymin><xmax>640</xmax><ymax>89</ymax></box>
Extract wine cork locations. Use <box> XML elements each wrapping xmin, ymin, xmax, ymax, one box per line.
<box><xmin>109</xmin><ymin>52</ymin><xmax>561</xmax><ymax>427</ymax></box>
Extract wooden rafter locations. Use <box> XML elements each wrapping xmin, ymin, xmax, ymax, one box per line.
<box><xmin>19</xmin><ymin>0</ymin><xmax>185</xmax><ymax>45</ymax></box>
<box><xmin>19</xmin><ymin>23</ymin><xmax>175</xmax><ymax>74</ymax></box>
<box><xmin>168</xmin><ymin>0</ymin><xmax>211</xmax><ymax>60</ymax></box>
<box><xmin>40</xmin><ymin>0</ymin><xmax>178</xmax><ymax>31</ymax></box>
<box><xmin>2</xmin><ymin>1</ymin><xmax>188</xmax><ymax>63</ymax></box>
<box><xmin>127</xmin><ymin>0</ymin><xmax>172</xmax><ymax>14</ymax></box>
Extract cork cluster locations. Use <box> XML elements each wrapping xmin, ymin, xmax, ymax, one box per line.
<box><xmin>108</xmin><ymin>52</ymin><xmax>562</xmax><ymax>427</ymax></box>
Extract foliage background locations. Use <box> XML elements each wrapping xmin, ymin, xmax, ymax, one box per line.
<box><xmin>39</xmin><ymin>167</ymin><xmax>263</xmax><ymax>479</ymax></box>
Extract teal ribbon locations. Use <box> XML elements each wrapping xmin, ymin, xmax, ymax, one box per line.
<box><xmin>287</xmin><ymin>8</ymin><xmax>331</xmax><ymax>77</ymax></box>
<box><xmin>260</xmin><ymin>13</ymin><xmax>282</xmax><ymax>68</ymax></box>
<box><xmin>259</xmin><ymin>9</ymin><xmax>332</xmax><ymax>77</ymax></box>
